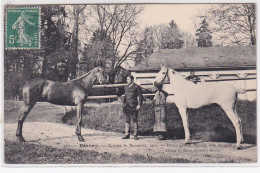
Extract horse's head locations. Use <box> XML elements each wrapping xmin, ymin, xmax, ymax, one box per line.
<box><xmin>94</xmin><ymin>66</ymin><xmax>106</xmax><ymax>84</ymax></box>
<box><xmin>154</xmin><ymin>65</ymin><xmax>170</xmax><ymax>87</ymax></box>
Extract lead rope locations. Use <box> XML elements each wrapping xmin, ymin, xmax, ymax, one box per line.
<box><xmin>159</xmin><ymin>90</ymin><xmax>161</xmax><ymax>118</ymax></box>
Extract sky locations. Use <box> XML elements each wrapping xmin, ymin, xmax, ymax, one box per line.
<box><xmin>139</xmin><ymin>4</ymin><xmax>212</xmax><ymax>35</ymax></box>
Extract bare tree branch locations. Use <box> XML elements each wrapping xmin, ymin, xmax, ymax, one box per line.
<box><xmin>208</xmin><ymin>4</ymin><xmax>256</xmax><ymax>46</ymax></box>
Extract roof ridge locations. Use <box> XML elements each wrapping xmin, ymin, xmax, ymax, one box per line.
<box><xmin>130</xmin><ymin>45</ymin><xmax>256</xmax><ymax>72</ymax></box>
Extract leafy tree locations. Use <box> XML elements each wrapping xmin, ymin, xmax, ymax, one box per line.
<box><xmin>195</xmin><ymin>19</ymin><xmax>212</xmax><ymax>47</ymax></box>
<box><xmin>135</xmin><ymin>20</ymin><xmax>186</xmax><ymax>67</ymax></box>
<box><xmin>135</xmin><ymin>20</ymin><xmax>185</xmax><ymax>65</ymax></box>
<box><xmin>208</xmin><ymin>4</ymin><xmax>256</xmax><ymax>46</ymax></box>
<box><xmin>41</xmin><ymin>5</ymin><xmax>73</xmax><ymax>81</ymax></box>
<box><xmin>182</xmin><ymin>31</ymin><xmax>197</xmax><ymax>48</ymax></box>
<box><xmin>79</xmin><ymin>29</ymin><xmax>115</xmax><ymax>78</ymax></box>
<box><xmin>4</xmin><ymin>49</ymin><xmax>42</xmax><ymax>98</ymax></box>
<box><xmin>143</xmin><ymin>21</ymin><xmax>184</xmax><ymax>50</ymax></box>
<box><xmin>161</xmin><ymin>20</ymin><xmax>184</xmax><ymax>49</ymax></box>
<box><xmin>135</xmin><ymin>27</ymin><xmax>156</xmax><ymax>63</ymax></box>
<box><xmin>80</xmin><ymin>28</ymin><xmax>130</xmax><ymax>86</ymax></box>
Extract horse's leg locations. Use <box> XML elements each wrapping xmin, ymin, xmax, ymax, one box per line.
<box><xmin>16</xmin><ymin>102</ymin><xmax>35</xmax><ymax>142</ymax></box>
<box><xmin>75</xmin><ymin>102</ymin><xmax>84</xmax><ymax>142</ymax></box>
<box><xmin>64</xmin><ymin>106</ymin><xmax>67</xmax><ymax>115</ymax></box>
<box><xmin>234</xmin><ymin>104</ymin><xmax>244</xmax><ymax>144</ymax></box>
<box><xmin>178</xmin><ymin>106</ymin><xmax>191</xmax><ymax>144</ymax></box>
<box><xmin>220</xmin><ymin>104</ymin><xmax>243</xmax><ymax>149</ymax></box>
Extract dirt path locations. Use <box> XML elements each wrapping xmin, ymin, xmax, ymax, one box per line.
<box><xmin>4</xmin><ymin>122</ymin><xmax>257</xmax><ymax>163</ymax></box>
<box><xmin>4</xmin><ymin>100</ymin><xmax>257</xmax><ymax>163</ymax></box>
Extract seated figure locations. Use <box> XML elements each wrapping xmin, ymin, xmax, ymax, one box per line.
<box><xmin>185</xmin><ymin>71</ymin><xmax>200</xmax><ymax>84</ymax></box>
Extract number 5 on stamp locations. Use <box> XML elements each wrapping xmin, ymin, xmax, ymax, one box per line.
<box><xmin>6</xmin><ymin>7</ymin><xmax>40</xmax><ymax>49</ymax></box>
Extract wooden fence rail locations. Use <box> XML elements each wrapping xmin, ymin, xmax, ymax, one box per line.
<box><xmin>93</xmin><ymin>83</ymin><xmax>127</xmax><ymax>88</ymax></box>
<box><xmin>88</xmin><ymin>93</ymin><xmax>158</xmax><ymax>100</ymax></box>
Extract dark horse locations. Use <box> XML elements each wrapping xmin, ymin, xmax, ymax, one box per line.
<box><xmin>16</xmin><ymin>66</ymin><xmax>106</xmax><ymax>142</ymax></box>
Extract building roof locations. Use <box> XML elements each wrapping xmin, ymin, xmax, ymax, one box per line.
<box><xmin>129</xmin><ymin>45</ymin><xmax>256</xmax><ymax>72</ymax></box>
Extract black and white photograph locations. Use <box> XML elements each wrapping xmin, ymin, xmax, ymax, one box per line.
<box><xmin>2</xmin><ymin>1</ymin><xmax>257</xmax><ymax>165</ymax></box>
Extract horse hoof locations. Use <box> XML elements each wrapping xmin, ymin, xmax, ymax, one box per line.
<box><xmin>235</xmin><ymin>145</ymin><xmax>243</xmax><ymax>150</ymax></box>
<box><xmin>16</xmin><ymin>136</ymin><xmax>25</xmax><ymax>143</ymax></box>
<box><xmin>78</xmin><ymin>135</ymin><xmax>85</xmax><ymax>142</ymax></box>
<box><xmin>184</xmin><ymin>139</ymin><xmax>191</xmax><ymax>144</ymax></box>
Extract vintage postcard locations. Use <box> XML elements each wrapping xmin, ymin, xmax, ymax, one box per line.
<box><xmin>2</xmin><ymin>1</ymin><xmax>257</xmax><ymax>166</ymax></box>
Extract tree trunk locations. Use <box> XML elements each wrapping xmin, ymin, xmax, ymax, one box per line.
<box><xmin>249</xmin><ymin>4</ymin><xmax>256</xmax><ymax>45</ymax></box>
<box><xmin>70</xmin><ymin>5</ymin><xmax>80</xmax><ymax>79</ymax></box>
<box><xmin>41</xmin><ymin>57</ymin><xmax>48</xmax><ymax>79</ymax></box>
<box><xmin>23</xmin><ymin>54</ymin><xmax>32</xmax><ymax>80</ymax></box>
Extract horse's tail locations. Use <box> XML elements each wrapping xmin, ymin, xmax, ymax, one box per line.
<box><xmin>235</xmin><ymin>86</ymin><xmax>247</xmax><ymax>94</ymax></box>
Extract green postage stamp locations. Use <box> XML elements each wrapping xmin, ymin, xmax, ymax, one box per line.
<box><xmin>6</xmin><ymin>7</ymin><xmax>40</xmax><ymax>49</ymax></box>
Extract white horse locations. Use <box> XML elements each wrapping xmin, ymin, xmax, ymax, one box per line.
<box><xmin>154</xmin><ymin>65</ymin><xmax>246</xmax><ymax>149</ymax></box>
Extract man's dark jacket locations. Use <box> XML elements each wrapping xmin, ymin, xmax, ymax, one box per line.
<box><xmin>117</xmin><ymin>83</ymin><xmax>144</xmax><ymax>110</ymax></box>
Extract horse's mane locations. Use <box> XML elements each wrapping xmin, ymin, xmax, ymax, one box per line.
<box><xmin>69</xmin><ymin>67</ymin><xmax>97</xmax><ymax>82</ymax></box>
<box><xmin>169</xmin><ymin>68</ymin><xmax>195</xmax><ymax>85</ymax></box>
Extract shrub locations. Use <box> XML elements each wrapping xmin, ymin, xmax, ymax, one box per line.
<box><xmin>62</xmin><ymin>100</ymin><xmax>256</xmax><ymax>144</ymax></box>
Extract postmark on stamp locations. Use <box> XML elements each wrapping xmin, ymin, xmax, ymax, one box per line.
<box><xmin>6</xmin><ymin>7</ymin><xmax>40</xmax><ymax>49</ymax></box>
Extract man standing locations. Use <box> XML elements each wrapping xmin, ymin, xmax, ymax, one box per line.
<box><xmin>117</xmin><ymin>75</ymin><xmax>143</xmax><ymax>140</ymax></box>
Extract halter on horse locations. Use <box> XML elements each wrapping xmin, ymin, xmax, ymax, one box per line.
<box><xmin>16</xmin><ymin>66</ymin><xmax>106</xmax><ymax>142</ymax></box>
<box><xmin>154</xmin><ymin>65</ymin><xmax>246</xmax><ymax>149</ymax></box>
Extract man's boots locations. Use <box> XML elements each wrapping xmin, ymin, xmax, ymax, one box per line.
<box><xmin>134</xmin><ymin>123</ymin><xmax>138</xmax><ymax>140</ymax></box>
<box><xmin>122</xmin><ymin>123</ymin><xmax>130</xmax><ymax>139</ymax></box>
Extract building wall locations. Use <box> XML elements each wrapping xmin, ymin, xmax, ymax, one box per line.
<box><xmin>131</xmin><ymin>69</ymin><xmax>256</xmax><ymax>101</ymax></box>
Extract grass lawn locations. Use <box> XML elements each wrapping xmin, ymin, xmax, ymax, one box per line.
<box><xmin>4</xmin><ymin>140</ymin><xmax>195</xmax><ymax>164</ymax></box>
<box><xmin>62</xmin><ymin>100</ymin><xmax>256</xmax><ymax>144</ymax></box>
<box><xmin>4</xmin><ymin>100</ymin><xmax>257</xmax><ymax>164</ymax></box>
